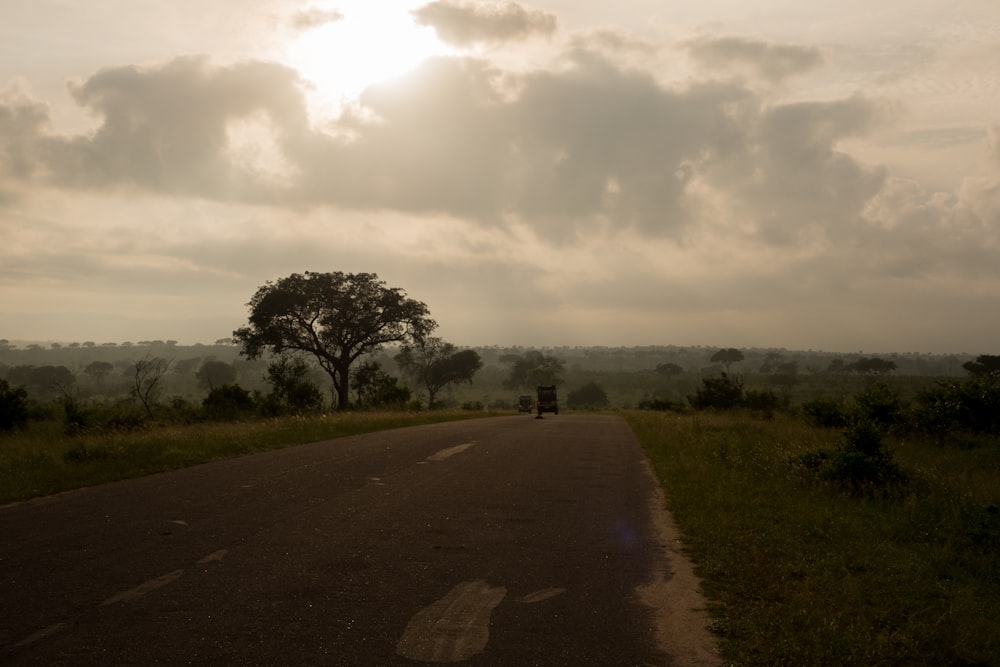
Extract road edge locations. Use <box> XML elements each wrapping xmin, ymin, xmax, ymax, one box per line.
<box><xmin>636</xmin><ymin>456</ymin><xmax>725</xmax><ymax>667</ymax></box>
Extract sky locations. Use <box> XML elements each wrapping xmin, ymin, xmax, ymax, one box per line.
<box><xmin>1</xmin><ymin>0</ymin><xmax>999</xmax><ymax>354</ymax></box>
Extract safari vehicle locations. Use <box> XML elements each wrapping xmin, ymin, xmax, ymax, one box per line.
<box><xmin>536</xmin><ymin>385</ymin><xmax>558</xmax><ymax>416</ymax></box>
<box><xmin>517</xmin><ymin>395</ymin><xmax>533</xmax><ymax>413</ymax></box>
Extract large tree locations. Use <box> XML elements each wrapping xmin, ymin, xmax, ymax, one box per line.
<box><xmin>395</xmin><ymin>337</ymin><xmax>483</xmax><ymax>408</ymax></box>
<box><xmin>233</xmin><ymin>271</ymin><xmax>435</xmax><ymax>409</ymax></box>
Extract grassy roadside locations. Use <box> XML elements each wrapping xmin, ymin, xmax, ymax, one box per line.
<box><xmin>0</xmin><ymin>410</ymin><xmax>497</xmax><ymax>505</ymax></box>
<box><xmin>625</xmin><ymin>410</ymin><xmax>1000</xmax><ymax>666</ymax></box>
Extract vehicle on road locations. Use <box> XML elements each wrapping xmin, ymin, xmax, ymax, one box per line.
<box><xmin>517</xmin><ymin>395</ymin><xmax>533</xmax><ymax>413</ymax></box>
<box><xmin>536</xmin><ymin>385</ymin><xmax>558</xmax><ymax>416</ymax></box>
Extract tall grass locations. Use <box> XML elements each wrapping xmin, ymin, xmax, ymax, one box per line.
<box><xmin>625</xmin><ymin>410</ymin><xmax>1000</xmax><ymax>666</ymax></box>
<box><xmin>0</xmin><ymin>410</ymin><xmax>495</xmax><ymax>505</ymax></box>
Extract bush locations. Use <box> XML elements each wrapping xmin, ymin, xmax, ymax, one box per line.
<box><xmin>62</xmin><ymin>399</ymin><xmax>146</xmax><ymax>436</ymax></box>
<box><xmin>203</xmin><ymin>384</ymin><xmax>256</xmax><ymax>421</ymax></box>
<box><xmin>262</xmin><ymin>356</ymin><xmax>325</xmax><ymax>416</ymax></box>
<box><xmin>567</xmin><ymin>381</ymin><xmax>610</xmax><ymax>409</ymax></box>
<box><xmin>0</xmin><ymin>379</ymin><xmax>30</xmax><ymax>432</ymax></box>
<box><xmin>637</xmin><ymin>397</ymin><xmax>689</xmax><ymax>412</ymax></box>
<box><xmin>689</xmin><ymin>374</ymin><xmax>743</xmax><ymax>410</ymax></box>
<box><xmin>853</xmin><ymin>382</ymin><xmax>904</xmax><ymax>428</ymax></box>
<box><xmin>800</xmin><ymin>398</ymin><xmax>850</xmax><ymax>429</ymax></box>
<box><xmin>796</xmin><ymin>417</ymin><xmax>906</xmax><ymax>495</ymax></box>
<box><xmin>913</xmin><ymin>377</ymin><xmax>1000</xmax><ymax>438</ymax></box>
<box><xmin>743</xmin><ymin>388</ymin><xmax>782</xmax><ymax>417</ymax></box>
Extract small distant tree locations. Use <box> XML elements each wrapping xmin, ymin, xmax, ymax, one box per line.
<box><xmin>654</xmin><ymin>362</ymin><xmax>683</xmax><ymax>377</ymax></box>
<box><xmin>395</xmin><ymin>337</ymin><xmax>483</xmax><ymax>408</ymax></box>
<box><xmin>131</xmin><ymin>355</ymin><xmax>171</xmax><ymax>419</ymax></box>
<box><xmin>196</xmin><ymin>360</ymin><xmax>238</xmax><ymax>391</ymax></box>
<box><xmin>84</xmin><ymin>361</ymin><xmax>114</xmax><ymax>385</ymax></box>
<box><xmin>710</xmin><ymin>348</ymin><xmax>745</xmax><ymax>375</ymax></box>
<box><xmin>502</xmin><ymin>351</ymin><xmax>565</xmax><ymax>391</ymax></box>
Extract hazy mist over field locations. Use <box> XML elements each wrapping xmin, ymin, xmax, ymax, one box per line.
<box><xmin>1</xmin><ymin>1</ymin><xmax>998</xmax><ymax>353</ymax></box>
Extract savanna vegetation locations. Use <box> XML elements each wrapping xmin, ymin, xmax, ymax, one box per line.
<box><xmin>2</xmin><ymin>270</ymin><xmax>997</xmax><ymax>665</ymax></box>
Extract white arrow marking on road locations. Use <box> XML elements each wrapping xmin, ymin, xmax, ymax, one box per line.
<box><xmin>426</xmin><ymin>443</ymin><xmax>475</xmax><ymax>462</ymax></box>
<box><xmin>396</xmin><ymin>579</ymin><xmax>507</xmax><ymax>663</ymax></box>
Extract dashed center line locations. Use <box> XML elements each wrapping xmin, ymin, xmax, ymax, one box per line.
<box><xmin>426</xmin><ymin>443</ymin><xmax>476</xmax><ymax>462</ymax></box>
<box><xmin>101</xmin><ymin>569</ymin><xmax>184</xmax><ymax>606</ymax></box>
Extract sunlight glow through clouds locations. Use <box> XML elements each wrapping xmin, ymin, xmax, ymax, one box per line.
<box><xmin>285</xmin><ymin>1</ymin><xmax>458</xmax><ymax>118</ymax></box>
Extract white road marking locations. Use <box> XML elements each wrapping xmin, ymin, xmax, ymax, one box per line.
<box><xmin>13</xmin><ymin>622</ymin><xmax>68</xmax><ymax>648</ymax></box>
<box><xmin>197</xmin><ymin>549</ymin><xmax>228</xmax><ymax>564</ymax></box>
<box><xmin>426</xmin><ymin>443</ymin><xmax>475</xmax><ymax>462</ymax></box>
<box><xmin>517</xmin><ymin>587</ymin><xmax>567</xmax><ymax>604</ymax></box>
<box><xmin>396</xmin><ymin>579</ymin><xmax>507</xmax><ymax>663</ymax></box>
<box><xmin>100</xmin><ymin>569</ymin><xmax>184</xmax><ymax>606</ymax></box>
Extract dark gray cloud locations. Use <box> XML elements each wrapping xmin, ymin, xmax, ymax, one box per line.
<box><xmin>413</xmin><ymin>1</ymin><xmax>557</xmax><ymax>46</ymax></box>
<box><xmin>685</xmin><ymin>36</ymin><xmax>824</xmax><ymax>83</ymax></box>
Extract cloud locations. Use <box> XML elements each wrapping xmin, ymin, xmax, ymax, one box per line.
<box><xmin>2</xmin><ymin>35</ymin><xmax>997</xmax><ymax>287</ymax></box>
<box><xmin>684</xmin><ymin>36</ymin><xmax>824</xmax><ymax>84</ymax></box>
<box><xmin>290</xmin><ymin>7</ymin><xmax>343</xmax><ymax>31</ymax></box>
<box><xmin>7</xmin><ymin>58</ymin><xmax>311</xmax><ymax>200</ymax></box>
<box><xmin>413</xmin><ymin>1</ymin><xmax>557</xmax><ymax>46</ymax></box>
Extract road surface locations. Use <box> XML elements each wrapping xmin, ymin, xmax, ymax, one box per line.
<box><xmin>0</xmin><ymin>415</ymin><xmax>719</xmax><ymax>665</ymax></box>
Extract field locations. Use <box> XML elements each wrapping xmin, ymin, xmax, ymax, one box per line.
<box><xmin>627</xmin><ymin>409</ymin><xmax>1000</xmax><ymax>666</ymax></box>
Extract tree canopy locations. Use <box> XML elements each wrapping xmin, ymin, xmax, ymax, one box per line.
<box><xmin>710</xmin><ymin>348</ymin><xmax>745</xmax><ymax>374</ymax></box>
<box><xmin>395</xmin><ymin>337</ymin><xmax>483</xmax><ymax>407</ymax></box>
<box><xmin>233</xmin><ymin>271</ymin><xmax>434</xmax><ymax>409</ymax></box>
<box><xmin>501</xmin><ymin>351</ymin><xmax>565</xmax><ymax>390</ymax></box>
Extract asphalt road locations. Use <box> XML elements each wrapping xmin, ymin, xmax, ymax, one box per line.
<box><xmin>0</xmin><ymin>414</ymin><xmax>718</xmax><ymax>666</ymax></box>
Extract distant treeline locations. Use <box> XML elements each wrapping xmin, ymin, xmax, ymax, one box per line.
<box><xmin>0</xmin><ymin>338</ymin><xmax>978</xmax><ymax>409</ymax></box>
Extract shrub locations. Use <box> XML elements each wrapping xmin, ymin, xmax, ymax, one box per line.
<box><xmin>853</xmin><ymin>382</ymin><xmax>904</xmax><ymax>428</ymax></box>
<box><xmin>689</xmin><ymin>374</ymin><xmax>743</xmax><ymax>410</ymax></box>
<box><xmin>0</xmin><ymin>379</ymin><xmax>30</xmax><ymax>432</ymax></box>
<box><xmin>800</xmin><ymin>398</ymin><xmax>850</xmax><ymax>429</ymax></box>
<box><xmin>913</xmin><ymin>377</ymin><xmax>1000</xmax><ymax>438</ymax></box>
<box><xmin>743</xmin><ymin>388</ymin><xmax>782</xmax><ymax>417</ymax></box>
<box><xmin>796</xmin><ymin>417</ymin><xmax>906</xmax><ymax>496</ymax></box>
<box><xmin>567</xmin><ymin>381</ymin><xmax>610</xmax><ymax>409</ymax></box>
<box><xmin>62</xmin><ymin>399</ymin><xmax>146</xmax><ymax>436</ymax></box>
<box><xmin>203</xmin><ymin>384</ymin><xmax>256</xmax><ymax>421</ymax></box>
<box><xmin>637</xmin><ymin>397</ymin><xmax>689</xmax><ymax>413</ymax></box>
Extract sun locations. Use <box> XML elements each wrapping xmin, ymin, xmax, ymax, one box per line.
<box><xmin>286</xmin><ymin>2</ymin><xmax>455</xmax><ymax>116</ymax></box>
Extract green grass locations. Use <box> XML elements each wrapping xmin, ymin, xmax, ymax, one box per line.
<box><xmin>0</xmin><ymin>410</ymin><xmax>496</xmax><ymax>505</ymax></box>
<box><xmin>624</xmin><ymin>410</ymin><xmax>1000</xmax><ymax>667</ymax></box>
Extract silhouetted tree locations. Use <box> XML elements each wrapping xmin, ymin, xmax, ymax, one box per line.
<box><xmin>395</xmin><ymin>337</ymin><xmax>483</xmax><ymax>407</ymax></box>
<box><xmin>710</xmin><ymin>348</ymin><xmax>745</xmax><ymax>375</ymax></box>
<box><xmin>962</xmin><ymin>354</ymin><xmax>1000</xmax><ymax>384</ymax></box>
<box><xmin>655</xmin><ymin>362</ymin><xmax>683</xmax><ymax>377</ymax></box>
<box><xmin>196</xmin><ymin>360</ymin><xmax>237</xmax><ymax>391</ymax></box>
<box><xmin>131</xmin><ymin>355</ymin><xmax>170</xmax><ymax>418</ymax></box>
<box><xmin>234</xmin><ymin>272</ymin><xmax>434</xmax><ymax>410</ymax></box>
